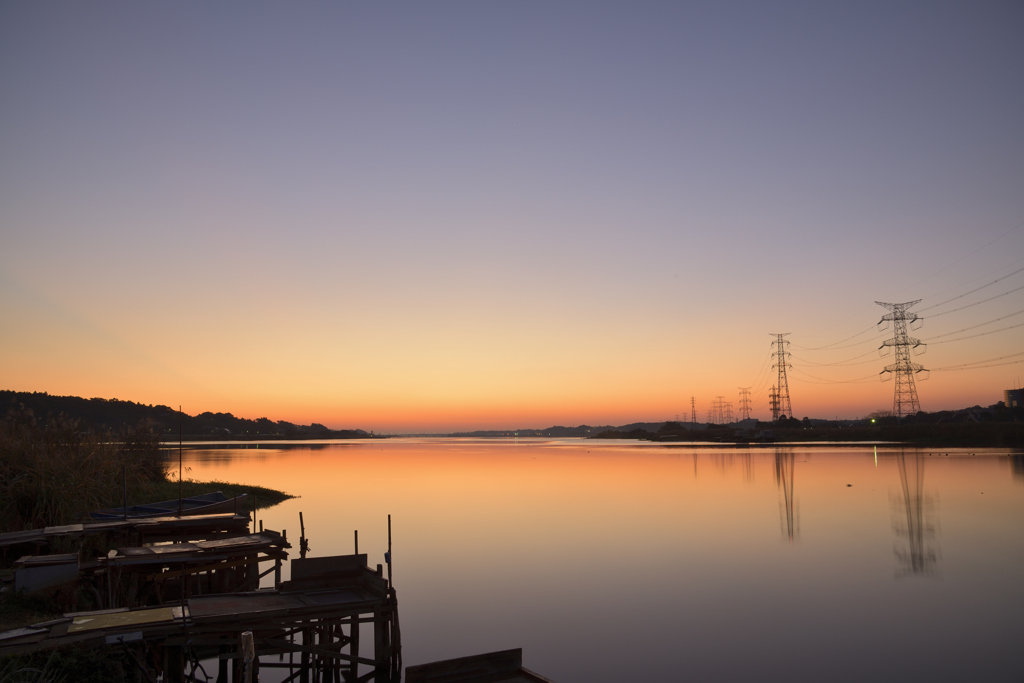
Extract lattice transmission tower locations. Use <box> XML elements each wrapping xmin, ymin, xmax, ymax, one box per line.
<box><xmin>691</xmin><ymin>396</ymin><xmax>696</xmax><ymax>424</ymax></box>
<box><xmin>738</xmin><ymin>387</ymin><xmax>752</xmax><ymax>421</ymax></box>
<box><xmin>770</xmin><ymin>334</ymin><xmax>793</xmax><ymax>420</ymax></box>
<box><xmin>876</xmin><ymin>300</ymin><xmax>927</xmax><ymax>418</ymax></box>
<box><xmin>769</xmin><ymin>386</ymin><xmax>780</xmax><ymax>422</ymax></box>
<box><xmin>708</xmin><ymin>396</ymin><xmax>734</xmax><ymax>424</ymax></box>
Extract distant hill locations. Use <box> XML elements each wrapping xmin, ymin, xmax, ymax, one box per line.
<box><xmin>448</xmin><ymin>425</ymin><xmax>613</xmax><ymax>437</ymax></box>
<box><xmin>448</xmin><ymin>422</ymin><xmax>709</xmax><ymax>438</ymax></box>
<box><xmin>0</xmin><ymin>391</ymin><xmax>373</xmax><ymax>440</ymax></box>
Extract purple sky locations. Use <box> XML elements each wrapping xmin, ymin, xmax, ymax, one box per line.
<box><xmin>2</xmin><ymin>2</ymin><xmax>1023</xmax><ymax>429</ymax></box>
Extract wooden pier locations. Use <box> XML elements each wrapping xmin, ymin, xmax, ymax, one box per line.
<box><xmin>1</xmin><ymin>553</ymin><xmax>400</xmax><ymax>682</ymax></box>
<box><xmin>0</xmin><ymin>512</ymin><xmax>401</xmax><ymax>682</ymax></box>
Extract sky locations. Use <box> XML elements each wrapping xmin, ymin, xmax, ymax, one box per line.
<box><xmin>1</xmin><ymin>2</ymin><xmax>1023</xmax><ymax>431</ymax></box>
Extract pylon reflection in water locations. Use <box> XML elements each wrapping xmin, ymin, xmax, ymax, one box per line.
<box><xmin>892</xmin><ymin>450</ymin><xmax>939</xmax><ymax>577</ymax></box>
<box><xmin>774</xmin><ymin>448</ymin><xmax>797</xmax><ymax>542</ymax></box>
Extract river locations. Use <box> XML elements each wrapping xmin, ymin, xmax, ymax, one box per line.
<box><xmin>174</xmin><ymin>438</ymin><xmax>1024</xmax><ymax>682</ymax></box>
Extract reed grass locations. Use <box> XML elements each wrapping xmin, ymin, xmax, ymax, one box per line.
<box><xmin>0</xmin><ymin>408</ymin><xmax>164</xmax><ymax>533</ymax></box>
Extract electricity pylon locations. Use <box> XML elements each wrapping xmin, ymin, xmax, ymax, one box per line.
<box><xmin>738</xmin><ymin>387</ymin><xmax>752</xmax><ymax>421</ymax></box>
<box><xmin>770</xmin><ymin>334</ymin><xmax>793</xmax><ymax>420</ymax></box>
<box><xmin>691</xmin><ymin>396</ymin><xmax>696</xmax><ymax>424</ymax></box>
<box><xmin>769</xmin><ymin>386</ymin><xmax>780</xmax><ymax>422</ymax></box>
<box><xmin>876</xmin><ymin>300</ymin><xmax>927</xmax><ymax>418</ymax></box>
<box><xmin>709</xmin><ymin>396</ymin><xmax>733</xmax><ymax>424</ymax></box>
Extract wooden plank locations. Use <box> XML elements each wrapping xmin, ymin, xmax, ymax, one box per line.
<box><xmin>291</xmin><ymin>555</ymin><xmax>367</xmax><ymax>581</ymax></box>
<box><xmin>14</xmin><ymin>553</ymin><xmax>78</xmax><ymax>567</ymax></box>
<box><xmin>188</xmin><ymin>593</ymin><xmax>306</xmax><ymax>619</ymax></box>
<box><xmin>68</xmin><ymin>606</ymin><xmax>180</xmax><ymax>633</ymax></box>
<box><xmin>0</xmin><ymin>627</ymin><xmax>47</xmax><ymax>643</ymax></box>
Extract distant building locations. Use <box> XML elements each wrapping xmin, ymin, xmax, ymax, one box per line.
<box><xmin>1005</xmin><ymin>389</ymin><xmax>1024</xmax><ymax>409</ymax></box>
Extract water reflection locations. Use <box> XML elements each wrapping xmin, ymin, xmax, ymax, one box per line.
<box><xmin>1011</xmin><ymin>453</ymin><xmax>1024</xmax><ymax>481</ymax></box>
<box><xmin>892</xmin><ymin>450</ymin><xmax>939</xmax><ymax>577</ymax></box>
<box><xmin>740</xmin><ymin>451</ymin><xmax>754</xmax><ymax>482</ymax></box>
<box><xmin>171</xmin><ymin>440</ymin><xmax>1023</xmax><ymax>682</ymax></box>
<box><xmin>774</xmin><ymin>448</ymin><xmax>797</xmax><ymax>542</ymax></box>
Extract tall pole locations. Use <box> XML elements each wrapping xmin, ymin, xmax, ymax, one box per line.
<box><xmin>876</xmin><ymin>301</ymin><xmax>926</xmax><ymax>417</ymax></box>
<box><xmin>738</xmin><ymin>387</ymin><xmax>751</xmax><ymax>421</ymax></box>
<box><xmin>770</xmin><ymin>334</ymin><xmax>793</xmax><ymax>420</ymax></box>
<box><xmin>387</xmin><ymin>514</ymin><xmax>393</xmax><ymax>590</ymax></box>
<box><xmin>178</xmin><ymin>405</ymin><xmax>183</xmax><ymax>517</ymax></box>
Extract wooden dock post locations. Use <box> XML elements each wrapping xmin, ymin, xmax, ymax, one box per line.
<box><xmin>351</xmin><ymin>614</ymin><xmax>360</xmax><ymax>681</ymax></box>
<box><xmin>374</xmin><ymin>606</ymin><xmax>387</xmax><ymax>682</ymax></box>
<box><xmin>217</xmin><ymin>645</ymin><xmax>228</xmax><ymax>683</ymax></box>
<box><xmin>299</xmin><ymin>626</ymin><xmax>310</xmax><ymax>683</ymax></box>
<box><xmin>387</xmin><ymin>514</ymin><xmax>392</xmax><ymax>590</ymax></box>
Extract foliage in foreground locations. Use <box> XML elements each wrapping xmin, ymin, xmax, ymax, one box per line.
<box><xmin>0</xmin><ymin>407</ymin><xmax>165</xmax><ymax>533</ymax></box>
<box><xmin>0</xmin><ymin>646</ymin><xmax>134</xmax><ymax>683</ymax></box>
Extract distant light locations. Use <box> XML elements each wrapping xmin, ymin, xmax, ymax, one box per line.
<box><xmin>871</xmin><ymin>419</ymin><xmax>876</xmax><ymax>423</ymax></box>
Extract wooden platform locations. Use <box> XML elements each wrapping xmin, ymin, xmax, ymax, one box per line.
<box><xmin>0</xmin><ymin>553</ymin><xmax>402</xmax><ymax>682</ymax></box>
<box><xmin>0</xmin><ymin>512</ymin><xmax>252</xmax><ymax>550</ymax></box>
<box><xmin>99</xmin><ymin>530</ymin><xmax>291</xmax><ymax>609</ymax></box>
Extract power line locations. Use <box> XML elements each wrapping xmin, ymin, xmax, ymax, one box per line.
<box><xmin>790</xmin><ymin>323</ymin><xmax>878</xmax><ymax>350</ymax></box>
<box><xmin>918</xmin><ymin>264</ymin><xmax>1024</xmax><ymax>312</ymax></box>
<box><xmin>792</xmin><ymin>329</ymin><xmax>888</xmax><ymax>351</ymax></box>
<box><xmin>929</xmin><ymin>350</ymin><xmax>1024</xmax><ymax>371</ymax></box>
<box><xmin>791</xmin><ymin>348</ymin><xmax>879</xmax><ymax>367</ymax></box>
<box><xmin>932</xmin><ymin>359</ymin><xmax>1024</xmax><ymax>371</ymax></box>
<box><xmin>923</xmin><ymin>307</ymin><xmax>1024</xmax><ymax>340</ymax></box>
<box><xmin>816</xmin><ymin>220</ymin><xmax>1024</xmax><ymax>334</ymax></box>
<box><xmin>789</xmin><ymin>366</ymin><xmax>879</xmax><ymax>384</ymax></box>
<box><xmin>889</xmin><ymin>219</ymin><xmax>1024</xmax><ymax>299</ymax></box>
<box><xmin>920</xmin><ymin>322</ymin><xmax>1024</xmax><ymax>345</ymax></box>
<box><xmin>926</xmin><ymin>321</ymin><xmax>1024</xmax><ymax>346</ymax></box>
<box><xmin>749</xmin><ymin>347</ymin><xmax>774</xmax><ymax>393</ymax></box>
<box><xmin>917</xmin><ymin>255</ymin><xmax>1024</xmax><ymax>306</ymax></box>
<box><xmin>794</xmin><ymin>255</ymin><xmax>1022</xmax><ymax>354</ymax></box>
<box><xmin>927</xmin><ymin>283</ymin><xmax>1024</xmax><ymax>318</ymax></box>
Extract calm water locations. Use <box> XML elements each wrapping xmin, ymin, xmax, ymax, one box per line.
<box><xmin>176</xmin><ymin>438</ymin><xmax>1024</xmax><ymax>682</ymax></box>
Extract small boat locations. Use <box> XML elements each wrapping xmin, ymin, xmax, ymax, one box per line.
<box><xmin>88</xmin><ymin>491</ymin><xmax>248</xmax><ymax>520</ymax></box>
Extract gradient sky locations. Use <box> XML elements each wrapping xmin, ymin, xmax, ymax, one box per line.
<box><xmin>2</xmin><ymin>2</ymin><xmax>1023</xmax><ymax>431</ymax></box>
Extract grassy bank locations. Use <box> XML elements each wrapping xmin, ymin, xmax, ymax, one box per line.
<box><xmin>142</xmin><ymin>478</ymin><xmax>294</xmax><ymax>512</ymax></box>
<box><xmin>1</xmin><ymin>406</ymin><xmax>294</xmax><ymax>533</ymax></box>
<box><xmin>0</xmin><ymin>410</ymin><xmax>296</xmax><ymax>679</ymax></box>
